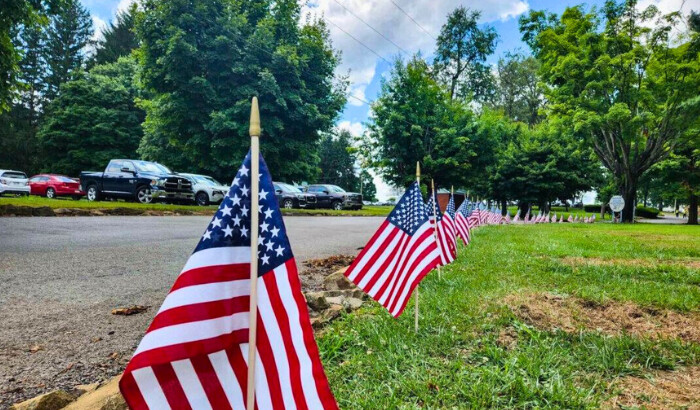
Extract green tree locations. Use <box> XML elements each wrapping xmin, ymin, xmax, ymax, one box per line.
<box><xmin>494</xmin><ymin>51</ymin><xmax>543</xmax><ymax>126</ymax></box>
<box><xmin>491</xmin><ymin>119</ymin><xmax>600</xmax><ymax>215</ymax></box>
<box><xmin>135</xmin><ymin>0</ymin><xmax>346</xmax><ymax>182</ymax></box>
<box><xmin>37</xmin><ymin>57</ymin><xmax>144</xmax><ymax>176</ymax></box>
<box><xmin>92</xmin><ymin>3</ymin><xmax>138</xmax><ymax>66</ymax></box>
<box><xmin>358</xmin><ymin>169</ymin><xmax>376</xmax><ymax>201</ymax></box>
<box><xmin>0</xmin><ymin>0</ymin><xmax>57</xmax><ymax>112</ymax></box>
<box><xmin>365</xmin><ymin>56</ymin><xmax>475</xmax><ymax>190</ymax></box>
<box><xmin>318</xmin><ymin>129</ymin><xmax>358</xmax><ymax>189</ymax></box>
<box><xmin>43</xmin><ymin>0</ymin><xmax>92</xmax><ymax>100</ymax></box>
<box><xmin>520</xmin><ymin>1</ymin><xmax>700</xmax><ymax>222</ymax></box>
<box><xmin>433</xmin><ymin>6</ymin><xmax>498</xmax><ymax>101</ymax></box>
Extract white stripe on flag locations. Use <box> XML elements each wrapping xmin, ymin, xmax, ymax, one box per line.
<box><xmin>273</xmin><ymin>265</ymin><xmax>325</xmax><ymax>409</ymax></box>
<box><xmin>134</xmin><ymin>312</ymin><xmax>248</xmax><ymax>355</ymax></box>
<box><xmin>180</xmin><ymin>246</ymin><xmax>250</xmax><ymax>274</ymax></box>
<box><xmin>132</xmin><ymin>366</ymin><xmax>172</xmax><ymax>410</ymax></box>
<box><xmin>346</xmin><ymin>223</ymin><xmax>393</xmax><ymax>281</ymax></box>
<box><xmin>377</xmin><ymin>223</ymin><xmax>429</xmax><ymax>306</ymax></box>
<box><xmin>172</xmin><ymin>359</ymin><xmax>213</xmax><ymax>410</ymax></box>
<box><xmin>356</xmin><ymin>229</ymin><xmax>403</xmax><ymax>290</ymax></box>
<box><xmin>390</xmin><ymin>247</ymin><xmax>440</xmax><ymax>316</ymax></box>
<box><xmin>367</xmin><ymin>234</ymin><xmax>410</xmax><ymax>299</ymax></box>
<box><xmin>209</xmin><ymin>350</ymin><xmax>246</xmax><ymax>410</ymax></box>
<box><xmin>158</xmin><ymin>279</ymin><xmax>251</xmax><ymax>313</ymax></box>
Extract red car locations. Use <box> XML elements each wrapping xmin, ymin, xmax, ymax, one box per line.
<box><xmin>28</xmin><ymin>174</ymin><xmax>84</xmax><ymax>199</ymax></box>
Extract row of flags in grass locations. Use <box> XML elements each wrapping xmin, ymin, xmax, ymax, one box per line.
<box><xmin>118</xmin><ymin>99</ymin><xmax>594</xmax><ymax>409</ymax></box>
<box><xmin>513</xmin><ymin>209</ymin><xmax>597</xmax><ymax>224</ymax></box>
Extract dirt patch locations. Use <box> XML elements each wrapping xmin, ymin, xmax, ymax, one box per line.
<box><xmin>604</xmin><ymin>366</ymin><xmax>700</xmax><ymax>409</ymax></box>
<box><xmin>560</xmin><ymin>256</ymin><xmax>700</xmax><ymax>270</ymax></box>
<box><xmin>505</xmin><ymin>292</ymin><xmax>700</xmax><ymax>343</ymax></box>
<box><xmin>300</xmin><ymin>255</ymin><xmax>355</xmax><ymax>291</ymax></box>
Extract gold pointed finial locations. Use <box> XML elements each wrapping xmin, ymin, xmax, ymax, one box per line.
<box><xmin>416</xmin><ymin>161</ymin><xmax>420</xmax><ymax>178</ymax></box>
<box><xmin>249</xmin><ymin>96</ymin><xmax>261</xmax><ymax>137</ymax></box>
<box><xmin>451</xmin><ymin>185</ymin><xmax>454</xmax><ymax>195</ymax></box>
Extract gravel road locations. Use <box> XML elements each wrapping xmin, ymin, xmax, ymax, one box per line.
<box><xmin>0</xmin><ymin>215</ymin><xmax>382</xmax><ymax>406</ymax></box>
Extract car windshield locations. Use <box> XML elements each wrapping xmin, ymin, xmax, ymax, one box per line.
<box><xmin>193</xmin><ymin>176</ymin><xmax>223</xmax><ymax>186</ymax></box>
<box><xmin>329</xmin><ymin>185</ymin><xmax>345</xmax><ymax>193</ymax></box>
<box><xmin>56</xmin><ymin>176</ymin><xmax>75</xmax><ymax>183</ymax></box>
<box><xmin>279</xmin><ymin>183</ymin><xmax>302</xmax><ymax>193</ymax></box>
<box><xmin>133</xmin><ymin>161</ymin><xmax>171</xmax><ymax>173</ymax></box>
<box><xmin>2</xmin><ymin>171</ymin><xmax>27</xmax><ymax>179</ymax></box>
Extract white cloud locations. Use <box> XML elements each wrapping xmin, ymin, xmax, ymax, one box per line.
<box><xmin>116</xmin><ymin>0</ymin><xmax>136</xmax><ymax>15</ymax></box>
<box><xmin>337</xmin><ymin>120</ymin><xmax>364</xmax><ymax>136</ymax></box>
<box><xmin>90</xmin><ymin>15</ymin><xmax>107</xmax><ymax>45</ymax></box>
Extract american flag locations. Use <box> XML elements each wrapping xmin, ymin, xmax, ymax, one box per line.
<box><xmin>344</xmin><ymin>182</ymin><xmax>440</xmax><ymax>318</ymax></box>
<box><xmin>513</xmin><ymin>210</ymin><xmax>520</xmax><ymax>223</ymax></box>
<box><xmin>454</xmin><ymin>199</ymin><xmax>471</xmax><ymax>245</ymax></box>
<box><xmin>468</xmin><ymin>204</ymin><xmax>482</xmax><ymax>229</ymax></box>
<box><xmin>120</xmin><ymin>151</ymin><xmax>337</xmax><ymax>410</ymax></box>
<box><xmin>427</xmin><ymin>190</ymin><xmax>457</xmax><ymax>265</ymax></box>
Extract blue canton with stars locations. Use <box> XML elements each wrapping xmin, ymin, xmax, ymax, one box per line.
<box><xmin>426</xmin><ymin>190</ymin><xmax>443</xmax><ymax>221</ymax></box>
<box><xmin>457</xmin><ymin>198</ymin><xmax>472</xmax><ymax>216</ymax></box>
<box><xmin>445</xmin><ymin>195</ymin><xmax>456</xmax><ymax>220</ymax></box>
<box><xmin>193</xmin><ymin>150</ymin><xmax>292</xmax><ymax>274</ymax></box>
<box><xmin>388</xmin><ymin>182</ymin><xmax>430</xmax><ymax>236</ymax></box>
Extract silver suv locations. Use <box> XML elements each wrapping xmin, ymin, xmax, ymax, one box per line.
<box><xmin>0</xmin><ymin>170</ymin><xmax>30</xmax><ymax>196</ymax></box>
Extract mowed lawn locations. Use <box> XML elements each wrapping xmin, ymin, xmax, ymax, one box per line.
<box><xmin>317</xmin><ymin>223</ymin><xmax>700</xmax><ymax>408</ymax></box>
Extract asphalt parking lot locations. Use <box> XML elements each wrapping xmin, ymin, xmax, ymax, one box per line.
<box><xmin>0</xmin><ymin>215</ymin><xmax>382</xmax><ymax>406</ymax></box>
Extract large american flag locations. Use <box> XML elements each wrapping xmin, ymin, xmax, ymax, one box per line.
<box><xmin>344</xmin><ymin>182</ymin><xmax>440</xmax><ymax>318</ymax></box>
<box><xmin>120</xmin><ymin>151</ymin><xmax>337</xmax><ymax>410</ymax></box>
<box><xmin>454</xmin><ymin>199</ymin><xmax>471</xmax><ymax>245</ymax></box>
<box><xmin>427</xmin><ymin>190</ymin><xmax>456</xmax><ymax>265</ymax></box>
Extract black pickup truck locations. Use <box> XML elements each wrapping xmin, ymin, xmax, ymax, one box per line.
<box><xmin>80</xmin><ymin>159</ymin><xmax>194</xmax><ymax>204</ymax></box>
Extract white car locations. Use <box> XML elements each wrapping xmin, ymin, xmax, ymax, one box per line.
<box><xmin>0</xmin><ymin>169</ymin><xmax>30</xmax><ymax>196</ymax></box>
<box><xmin>180</xmin><ymin>173</ymin><xmax>229</xmax><ymax>206</ymax></box>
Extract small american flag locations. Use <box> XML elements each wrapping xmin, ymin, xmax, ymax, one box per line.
<box><xmin>427</xmin><ymin>190</ymin><xmax>456</xmax><ymax>265</ymax></box>
<box><xmin>454</xmin><ymin>199</ymin><xmax>471</xmax><ymax>245</ymax></box>
<box><xmin>468</xmin><ymin>205</ymin><xmax>481</xmax><ymax>229</ymax></box>
<box><xmin>120</xmin><ymin>151</ymin><xmax>337</xmax><ymax>410</ymax></box>
<box><xmin>344</xmin><ymin>182</ymin><xmax>440</xmax><ymax>318</ymax></box>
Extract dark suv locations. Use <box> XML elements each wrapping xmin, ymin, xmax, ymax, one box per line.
<box><xmin>304</xmin><ymin>184</ymin><xmax>363</xmax><ymax>210</ymax></box>
<box><xmin>273</xmin><ymin>182</ymin><xmax>317</xmax><ymax>209</ymax></box>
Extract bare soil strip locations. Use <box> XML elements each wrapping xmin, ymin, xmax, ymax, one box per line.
<box><xmin>560</xmin><ymin>256</ymin><xmax>700</xmax><ymax>270</ymax></box>
<box><xmin>604</xmin><ymin>366</ymin><xmax>700</xmax><ymax>409</ymax></box>
<box><xmin>505</xmin><ymin>292</ymin><xmax>700</xmax><ymax>343</ymax></box>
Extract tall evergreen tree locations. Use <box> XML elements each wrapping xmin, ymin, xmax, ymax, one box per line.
<box><xmin>135</xmin><ymin>0</ymin><xmax>346</xmax><ymax>182</ymax></box>
<box><xmin>43</xmin><ymin>0</ymin><xmax>92</xmax><ymax>100</ymax></box>
<box><xmin>93</xmin><ymin>3</ymin><xmax>138</xmax><ymax>66</ymax></box>
<box><xmin>318</xmin><ymin>129</ymin><xmax>359</xmax><ymax>189</ymax></box>
<box><xmin>37</xmin><ymin>57</ymin><xmax>144</xmax><ymax>176</ymax></box>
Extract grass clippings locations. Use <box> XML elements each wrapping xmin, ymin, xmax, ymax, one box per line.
<box><xmin>506</xmin><ymin>292</ymin><xmax>700</xmax><ymax>343</ymax></box>
<box><xmin>561</xmin><ymin>256</ymin><xmax>700</xmax><ymax>270</ymax></box>
<box><xmin>605</xmin><ymin>366</ymin><xmax>700</xmax><ymax>409</ymax></box>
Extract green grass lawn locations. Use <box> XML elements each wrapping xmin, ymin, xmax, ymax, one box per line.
<box><xmin>317</xmin><ymin>223</ymin><xmax>700</xmax><ymax>408</ymax></box>
<box><xmin>0</xmin><ymin>195</ymin><xmax>392</xmax><ymax>216</ymax></box>
<box><xmin>507</xmin><ymin>205</ymin><xmax>609</xmax><ymax>219</ymax></box>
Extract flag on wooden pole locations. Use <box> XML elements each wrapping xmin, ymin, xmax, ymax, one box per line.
<box><xmin>427</xmin><ymin>183</ymin><xmax>456</xmax><ymax>266</ymax></box>
<box><xmin>119</xmin><ymin>98</ymin><xmax>338</xmax><ymax>410</ymax></box>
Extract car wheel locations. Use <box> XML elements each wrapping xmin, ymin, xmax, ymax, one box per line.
<box><xmin>135</xmin><ymin>186</ymin><xmax>153</xmax><ymax>204</ymax></box>
<box><xmin>86</xmin><ymin>185</ymin><xmax>100</xmax><ymax>201</ymax></box>
<box><xmin>283</xmin><ymin>199</ymin><xmax>294</xmax><ymax>209</ymax></box>
<box><xmin>332</xmin><ymin>201</ymin><xmax>343</xmax><ymax>211</ymax></box>
<box><xmin>46</xmin><ymin>188</ymin><xmax>55</xmax><ymax>199</ymax></box>
<box><xmin>196</xmin><ymin>192</ymin><xmax>209</xmax><ymax>206</ymax></box>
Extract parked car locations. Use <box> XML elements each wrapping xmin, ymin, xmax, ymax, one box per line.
<box><xmin>0</xmin><ymin>169</ymin><xmax>30</xmax><ymax>196</ymax></box>
<box><xmin>28</xmin><ymin>174</ymin><xmax>84</xmax><ymax>199</ymax></box>
<box><xmin>273</xmin><ymin>182</ymin><xmax>317</xmax><ymax>209</ymax></box>
<box><xmin>303</xmin><ymin>184</ymin><xmax>363</xmax><ymax>210</ymax></box>
<box><xmin>80</xmin><ymin>159</ymin><xmax>194</xmax><ymax>204</ymax></box>
<box><xmin>180</xmin><ymin>173</ymin><xmax>229</xmax><ymax>206</ymax></box>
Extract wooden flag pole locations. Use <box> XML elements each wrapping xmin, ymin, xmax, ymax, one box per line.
<box><xmin>431</xmin><ymin>179</ymin><xmax>441</xmax><ymax>280</ymax></box>
<box><xmin>246</xmin><ymin>97</ymin><xmax>261</xmax><ymax>410</ymax></box>
<box><xmin>415</xmin><ymin>161</ymin><xmax>420</xmax><ymax>333</ymax></box>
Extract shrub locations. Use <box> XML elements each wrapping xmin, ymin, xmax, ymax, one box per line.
<box><xmin>635</xmin><ymin>206</ymin><xmax>660</xmax><ymax>219</ymax></box>
<box><xmin>584</xmin><ymin>204</ymin><xmax>609</xmax><ymax>213</ymax></box>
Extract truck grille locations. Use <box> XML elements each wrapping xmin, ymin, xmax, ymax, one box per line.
<box><xmin>305</xmin><ymin>195</ymin><xmax>317</xmax><ymax>203</ymax></box>
<box><xmin>164</xmin><ymin>177</ymin><xmax>192</xmax><ymax>192</ymax></box>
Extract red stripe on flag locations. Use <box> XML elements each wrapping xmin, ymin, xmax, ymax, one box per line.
<box><xmin>119</xmin><ymin>371</ymin><xmax>149</xmax><ymax>410</ymax></box>
<box><xmin>152</xmin><ymin>363</ymin><xmax>193</xmax><ymax>409</ymax></box>
<box><xmin>148</xmin><ymin>296</ymin><xmax>250</xmax><ymax>332</ymax></box>
<box><xmin>171</xmin><ymin>263</ymin><xmax>250</xmax><ymax>291</ymax></box>
<box><xmin>255</xmin><ymin>313</ymin><xmax>286</xmax><ymax>409</ymax></box>
<box><xmin>348</xmin><ymin>225</ymin><xmax>399</xmax><ymax>285</ymax></box>
<box><xmin>190</xmin><ymin>355</ymin><xmax>233</xmax><ymax>410</ymax></box>
<box><xmin>283</xmin><ymin>260</ymin><xmax>339</xmax><ymax>409</ymax></box>
<box><xmin>225</xmin><ymin>346</ymin><xmax>250</xmax><ymax>408</ymax></box>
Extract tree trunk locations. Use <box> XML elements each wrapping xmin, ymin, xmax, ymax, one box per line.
<box><xmin>518</xmin><ymin>202</ymin><xmax>529</xmax><ymax>217</ymax></box>
<box><xmin>501</xmin><ymin>199</ymin><xmax>508</xmax><ymax>215</ymax></box>
<box><xmin>689</xmin><ymin>194</ymin><xmax>698</xmax><ymax>225</ymax></box>
<box><xmin>600</xmin><ymin>203</ymin><xmax>606</xmax><ymax>220</ymax></box>
<box><xmin>621</xmin><ymin>186</ymin><xmax>637</xmax><ymax>223</ymax></box>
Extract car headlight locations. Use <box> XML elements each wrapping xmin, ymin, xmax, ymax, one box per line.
<box><xmin>296</xmin><ymin>194</ymin><xmax>304</xmax><ymax>199</ymax></box>
<box><xmin>149</xmin><ymin>179</ymin><xmax>158</xmax><ymax>186</ymax></box>
<box><xmin>0</xmin><ymin>178</ymin><xmax>6</xmax><ymax>184</ymax></box>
